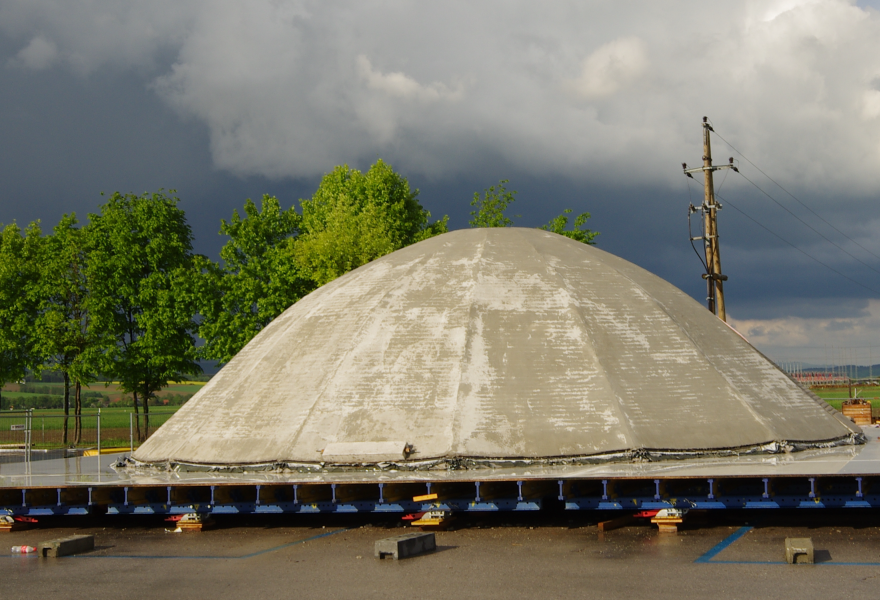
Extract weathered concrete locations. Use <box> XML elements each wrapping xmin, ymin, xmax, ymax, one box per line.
<box><xmin>785</xmin><ymin>537</ymin><xmax>815</xmax><ymax>564</ymax></box>
<box><xmin>38</xmin><ymin>534</ymin><xmax>94</xmax><ymax>557</ymax></box>
<box><xmin>374</xmin><ymin>532</ymin><xmax>436</xmax><ymax>559</ymax></box>
<box><xmin>132</xmin><ymin>228</ymin><xmax>862</xmax><ymax>469</ymax></box>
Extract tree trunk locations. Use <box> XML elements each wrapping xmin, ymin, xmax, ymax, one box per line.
<box><xmin>144</xmin><ymin>392</ymin><xmax>150</xmax><ymax>440</ymax></box>
<box><xmin>0</xmin><ymin>388</ymin><xmax>3</xmax><ymax>411</ymax></box>
<box><xmin>74</xmin><ymin>381</ymin><xmax>82</xmax><ymax>445</ymax></box>
<box><xmin>133</xmin><ymin>391</ymin><xmax>142</xmax><ymax>442</ymax></box>
<box><xmin>62</xmin><ymin>372</ymin><xmax>70</xmax><ymax>446</ymax></box>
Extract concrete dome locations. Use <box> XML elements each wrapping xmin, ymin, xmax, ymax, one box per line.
<box><xmin>133</xmin><ymin>228</ymin><xmax>862</xmax><ymax>468</ymax></box>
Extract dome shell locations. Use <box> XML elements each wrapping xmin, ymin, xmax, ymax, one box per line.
<box><xmin>133</xmin><ymin>228</ymin><xmax>862</xmax><ymax>468</ymax></box>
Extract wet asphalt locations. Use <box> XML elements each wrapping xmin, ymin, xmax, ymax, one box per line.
<box><xmin>2</xmin><ymin>511</ymin><xmax>880</xmax><ymax>599</ymax></box>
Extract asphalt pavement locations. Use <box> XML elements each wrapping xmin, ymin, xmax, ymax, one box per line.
<box><xmin>2</xmin><ymin>511</ymin><xmax>880</xmax><ymax>599</ymax></box>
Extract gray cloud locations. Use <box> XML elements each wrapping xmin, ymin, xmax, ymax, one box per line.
<box><xmin>4</xmin><ymin>1</ymin><xmax>880</xmax><ymax>192</ymax></box>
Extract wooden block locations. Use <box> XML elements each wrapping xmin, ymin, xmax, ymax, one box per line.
<box><xmin>598</xmin><ymin>514</ymin><xmax>635</xmax><ymax>532</ymax></box>
<box><xmin>651</xmin><ymin>517</ymin><xmax>683</xmax><ymax>534</ymax></box>
<box><xmin>175</xmin><ymin>513</ymin><xmax>215</xmax><ymax>532</ymax></box>
<box><xmin>413</xmin><ymin>493</ymin><xmax>438</xmax><ymax>502</ymax></box>
<box><xmin>0</xmin><ymin>516</ymin><xmax>27</xmax><ymax>532</ymax></box>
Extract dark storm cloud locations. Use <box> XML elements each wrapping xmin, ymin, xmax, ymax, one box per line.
<box><xmin>3</xmin><ymin>0</ymin><xmax>880</xmax><ymax>361</ymax></box>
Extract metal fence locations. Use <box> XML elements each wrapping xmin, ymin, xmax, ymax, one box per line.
<box><xmin>0</xmin><ymin>409</ymin><xmax>176</xmax><ymax>455</ymax></box>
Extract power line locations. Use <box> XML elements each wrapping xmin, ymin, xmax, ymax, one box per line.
<box><xmin>714</xmin><ymin>190</ymin><xmax>880</xmax><ymax>296</ymax></box>
<box><xmin>712</xmin><ymin>130</ymin><xmax>880</xmax><ymax>263</ymax></box>
<box><xmin>735</xmin><ymin>170</ymin><xmax>880</xmax><ymax>278</ymax></box>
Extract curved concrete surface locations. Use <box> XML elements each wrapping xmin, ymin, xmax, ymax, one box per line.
<box><xmin>133</xmin><ymin>228</ymin><xmax>862</xmax><ymax>468</ymax></box>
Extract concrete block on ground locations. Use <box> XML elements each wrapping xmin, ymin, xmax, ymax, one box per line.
<box><xmin>374</xmin><ymin>532</ymin><xmax>436</xmax><ymax>560</ymax></box>
<box><xmin>785</xmin><ymin>537</ymin><xmax>814</xmax><ymax>564</ymax></box>
<box><xmin>38</xmin><ymin>534</ymin><xmax>95</xmax><ymax>557</ymax></box>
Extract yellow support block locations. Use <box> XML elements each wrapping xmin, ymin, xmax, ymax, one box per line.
<box><xmin>413</xmin><ymin>493</ymin><xmax>438</xmax><ymax>502</ymax></box>
<box><xmin>82</xmin><ymin>447</ymin><xmax>130</xmax><ymax>457</ymax></box>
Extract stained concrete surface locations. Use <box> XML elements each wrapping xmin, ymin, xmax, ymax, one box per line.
<box><xmin>2</xmin><ymin>512</ymin><xmax>880</xmax><ymax>600</ymax></box>
<box><xmin>134</xmin><ymin>228</ymin><xmax>860</xmax><ymax>468</ymax></box>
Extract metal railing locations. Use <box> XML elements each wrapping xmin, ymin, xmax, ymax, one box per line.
<box><xmin>0</xmin><ymin>410</ymin><xmax>176</xmax><ymax>456</ymax></box>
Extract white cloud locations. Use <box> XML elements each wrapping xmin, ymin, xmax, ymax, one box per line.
<box><xmin>862</xmin><ymin>89</ymin><xmax>880</xmax><ymax>118</ymax></box>
<box><xmin>357</xmin><ymin>55</ymin><xmax>462</xmax><ymax>102</ymax></box>
<box><xmin>568</xmin><ymin>37</ymin><xmax>647</xmax><ymax>98</ymax></box>
<box><xmin>730</xmin><ymin>299</ymin><xmax>880</xmax><ymax>364</ymax></box>
<box><xmin>10</xmin><ymin>35</ymin><xmax>58</xmax><ymax>70</ymax></box>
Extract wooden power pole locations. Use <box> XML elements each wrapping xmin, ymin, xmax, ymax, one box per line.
<box><xmin>683</xmin><ymin>117</ymin><xmax>736</xmax><ymax>321</ymax></box>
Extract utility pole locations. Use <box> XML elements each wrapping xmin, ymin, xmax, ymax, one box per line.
<box><xmin>683</xmin><ymin>117</ymin><xmax>737</xmax><ymax>321</ymax></box>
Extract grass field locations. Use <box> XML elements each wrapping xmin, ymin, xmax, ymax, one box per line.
<box><xmin>809</xmin><ymin>386</ymin><xmax>879</xmax><ymax>412</ymax></box>
<box><xmin>0</xmin><ymin>381</ymin><xmax>204</xmax><ymax>412</ymax></box>
<box><xmin>0</xmin><ymin>407</ymin><xmax>180</xmax><ymax>449</ymax></box>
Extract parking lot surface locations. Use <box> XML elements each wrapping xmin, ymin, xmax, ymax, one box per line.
<box><xmin>2</xmin><ymin>512</ymin><xmax>880</xmax><ymax>599</ymax></box>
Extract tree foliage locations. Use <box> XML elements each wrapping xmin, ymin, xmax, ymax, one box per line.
<box><xmin>86</xmin><ymin>191</ymin><xmax>201</xmax><ymax>439</ymax></box>
<box><xmin>540</xmin><ymin>209</ymin><xmax>599</xmax><ymax>245</ymax></box>
<box><xmin>33</xmin><ymin>214</ymin><xmax>100</xmax><ymax>443</ymax></box>
<box><xmin>469</xmin><ymin>179</ymin><xmax>599</xmax><ymax>245</ymax></box>
<box><xmin>196</xmin><ymin>161</ymin><xmax>448</xmax><ymax>363</ymax></box>
<box><xmin>196</xmin><ymin>195</ymin><xmax>312</xmax><ymax>364</ymax></box>
<box><xmin>469</xmin><ymin>179</ymin><xmax>517</xmax><ymax>228</ymax></box>
<box><xmin>296</xmin><ymin>160</ymin><xmax>448</xmax><ymax>286</ymax></box>
<box><xmin>0</xmin><ymin>222</ymin><xmax>42</xmax><ymax>411</ymax></box>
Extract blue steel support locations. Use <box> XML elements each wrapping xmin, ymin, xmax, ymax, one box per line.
<box><xmin>4</xmin><ymin>476</ymin><xmax>879</xmax><ymax>517</ymax></box>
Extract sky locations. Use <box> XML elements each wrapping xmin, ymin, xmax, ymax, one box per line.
<box><xmin>2</xmin><ymin>0</ymin><xmax>880</xmax><ymax>366</ymax></box>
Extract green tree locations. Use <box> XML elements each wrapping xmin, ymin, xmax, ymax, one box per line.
<box><xmin>0</xmin><ymin>222</ymin><xmax>42</xmax><ymax>411</ymax></box>
<box><xmin>469</xmin><ymin>179</ymin><xmax>518</xmax><ymax>228</ymax></box>
<box><xmin>541</xmin><ymin>209</ymin><xmax>599</xmax><ymax>245</ymax></box>
<box><xmin>34</xmin><ymin>214</ymin><xmax>100</xmax><ymax>443</ymax></box>
<box><xmin>296</xmin><ymin>160</ymin><xmax>448</xmax><ymax>286</ymax></box>
<box><xmin>86</xmin><ymin>191</ymin><xmax>201</xmax><ymax>440</ymax></box>
<box><xmin>196</xmin><ymin>195</ymin><xmax>312</xmax><ymax>363</ymax></box>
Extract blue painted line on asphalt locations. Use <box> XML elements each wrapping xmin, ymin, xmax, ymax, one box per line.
<box><xmin>3</xmin><ymin>528</ymin><xmax>348</xmax><ymax>560</ymax></box>
<box><xmin>696</xmin><ymin>526</ymin><xmax>880</xmax><ymax>566</ymax></box>
<box><xmin>694</xmin><ymin>526</ymin><xmax>752</xmax><ymax>563</ymax></box>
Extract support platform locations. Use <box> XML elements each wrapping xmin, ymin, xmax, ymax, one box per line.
<box><xmin>2</xmin><ymin>427</ymin><xmax>879</xmax><ymax>519</ymax></box>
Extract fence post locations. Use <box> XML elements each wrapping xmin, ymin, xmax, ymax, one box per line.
<box><xmin>97</xmin><ymin>408</ymin><xmax>101</xmax><ymax>456</ymax></box>
<box><xmin>26</xmin><ymin>409</ymin><xmax>32</xmax><ymax>463</ymax></box>
<box><xmin>129</xmin><ymin>412</ymin><xmax>134</xmax><ymax>455</ymax></box>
